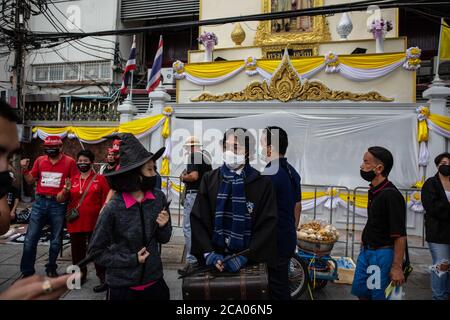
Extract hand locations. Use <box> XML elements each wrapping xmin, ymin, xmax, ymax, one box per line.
<box><xmin>224</xmin><ymin>256</ymin><xmax>248</xmax><ymax>273</ymax></box>
<box><xmin>390</xmin><ymin>266</ymin><xmax>405</xmax><ymax>287</ymax></box>
<box><xmin>10</xmin><ymin>210</ymin><xmax>16</xmax><ymax>221</ymax></box>
<box><xmin>64</xmin><ymin>178</ymin><xmax>71</xmax><ymax>191</ymax></box>
<box><xmin>20</xmin><ymin>158</ymin><xmax>30</xmax><ymax>169</ymax></box>
<box><xmin>137</xmin><ymin>247</ymin><xmax>150</xmax><ymax>264</ymax></box>
<box><xmin>0</xmin><ymin>274</ymin><xmax>71</xmax><ymax>300</ymax></box>
<box><xmin>206</xmin><ymin>252</ymin><xmax>224</xmax><ymax>272</ymax></box>
<box><xmin>156</xmin><ymin>209</ymin><xmax>169</xmax><ymax>227</ymax></box>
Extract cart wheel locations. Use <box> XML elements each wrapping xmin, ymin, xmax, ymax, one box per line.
<box><xmin>289</xmin><ymin>255</ymin><xmax>309</xmax><ymax>300</ymax></box>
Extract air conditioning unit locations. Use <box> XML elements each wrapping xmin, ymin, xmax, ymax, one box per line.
<box><xmin>161</xmin><ymin>68</ymin><xmax>175</xmax><ymax>84</ymax></box>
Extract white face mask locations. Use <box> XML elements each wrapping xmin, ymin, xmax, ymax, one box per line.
<box><xmin>223</xmin><ymin>150</ymin><xmax>245</xmax><ymax>170</ymax></box>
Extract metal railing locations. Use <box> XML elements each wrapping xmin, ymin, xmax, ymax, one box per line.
<box><xmin>24</xmin><ymin>100</ymin><xmax>120</xmax><ymax>122</ymax></box>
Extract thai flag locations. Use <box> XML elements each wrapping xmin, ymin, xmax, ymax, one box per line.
<box><xmin>120</xmin><ymin>35</ymin><xmax>137</xmax><ymax>95</ymax></box>
<box><xmin>146</xmin><ymin>35</ymin><xmax>163</xmax><ymax>93</ymax></box>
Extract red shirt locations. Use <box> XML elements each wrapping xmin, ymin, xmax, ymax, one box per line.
<box><xmin>66</xmin><ymin>171</ymin><xmax>110</xmax><ymax>233</ymax></box>
<box><xmin>30</xmin><ymin>154</ymin><xmax>78</xmax><ymax>196</ymax></box>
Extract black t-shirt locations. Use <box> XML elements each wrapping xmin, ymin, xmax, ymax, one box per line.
<box><xmin>185</xmin><ymin>151</ymin><xmax>212</xmax><ymax>191</ymax></box>
<box><xmin>6</xmin><ymin>186</ymin><xmax>19</xmax><ymax>211</ymax></box>
<box><xmin>361</xmin><ymin>180</ymin><xmax>407</xmax><ymax>247</ymax></box>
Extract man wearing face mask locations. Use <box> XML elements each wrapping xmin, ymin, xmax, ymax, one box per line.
<box><xmin>190</xmin><ymin>128</ymin><xmax>277</xmax><ymax>276</ymax></box>
<box><xmin>19</xmin><ymin>136</ymin><xmax>78</xmax><ymax>278</ymax></box>
<box><xmin>261</xmin><ymin>126</ymin><xmax>301</xmax><ymax>300</ymax></box>
<box><xmin>100</xmin><ymin>140</ymin><xmax>121</xmax><ymax>175</ymax></box>
<box><xmin>178</xmin><ymin>136</ymin><xmax>212</xmax><ymax>276</ymax></box>
<box><xmin>351</xmin><ymin>146</ymin><xmax>407</xmax><ymax>300</ymax></box>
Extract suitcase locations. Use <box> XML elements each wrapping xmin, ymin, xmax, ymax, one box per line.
<box><xmin>182</xmin><ymin>263</ymin><xmax>269</xmax><ymax>300</ymax></box>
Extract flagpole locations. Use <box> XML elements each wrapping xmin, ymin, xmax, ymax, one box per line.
<box><xmin>434</xmin><ymin>18</ymin><xmax>444</xmax><ymax>82</ymax></box>
<box><xmin>129</xmin><ymin>35</ymin><xmax>136</xmax><ymax>101</ymax></box>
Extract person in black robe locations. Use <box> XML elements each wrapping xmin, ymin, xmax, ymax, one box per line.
<box><xmin>190</xmin><ymin>128</ymin><xmax>277</xmax><ymax>272</ymax></box>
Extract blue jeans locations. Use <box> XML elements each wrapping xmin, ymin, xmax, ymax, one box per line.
<box><xmin>20</xmin><ymin>196</ymin><xmax>66</xmax><ymax>275</ymax></box>
<box><xmin>351</xmin><ymin>247</ymin><xmax>394</xmax><ymax>300</ymax></box>
<box><xmin>183</xmin><ymin>192</ymin><xmax>197</xmax><ymax>264</ymax></box>
<box><xmin>428</xmin><ymin>242</ymin><xmax>450</xmax><ymax>300</ymax></box>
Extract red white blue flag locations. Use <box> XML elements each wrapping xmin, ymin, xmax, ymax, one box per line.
<box><xmin>120</xmin><ymin>35</ymin><xmax>137</xmax><ymax>95</ymax></box>
<box><xmin>146</xmin><ymin>35</ymin><xmax>163</xmax><ymax>93</ymax></box>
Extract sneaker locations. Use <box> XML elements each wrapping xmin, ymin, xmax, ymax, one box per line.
<box><xmin>93</xmin><ymin>282</ymin><xmax>108</xmax><ymax>293</ymax></box>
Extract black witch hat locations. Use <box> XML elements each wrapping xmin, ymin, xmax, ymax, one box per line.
<box><xmin>103</xmin><ymin>133</ymin><xmax>165</xmax><ymax>176</ymax></box>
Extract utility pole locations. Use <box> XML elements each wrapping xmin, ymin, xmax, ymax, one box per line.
<box><xmin>12</xmin><ymin>0</ymin><xmax>29</xmax><ymax>122</ymax></box>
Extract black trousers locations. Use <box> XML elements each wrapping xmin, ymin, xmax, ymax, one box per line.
<box><xmin>268</xmin><ymin>255</ymin><xmax>291</xmax><ymax>300</ymax></box>
<box><xmin>106</xmin><ymin>278</ymin><xmax>170</xmax><ymax>300</ymax></box>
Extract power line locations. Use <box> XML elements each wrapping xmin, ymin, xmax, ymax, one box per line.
<box><xmin>30</xmin><ymin>0</ymin><xmax>450</xmax><ymax>40</ymax></box>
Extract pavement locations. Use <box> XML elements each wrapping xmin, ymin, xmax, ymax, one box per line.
<box><xmin>0</xmin><ymin>226</ymin><xmax>433</xmax><ymax>300</ymax></box>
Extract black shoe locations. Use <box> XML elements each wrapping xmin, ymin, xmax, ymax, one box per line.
<box><xmin>177</xmin><ymin>263</ymin><xmax>197</xmax><ymax>276</ymax></box>
<box><xmin>93</xmin><ymin>282</ymin><xmax>108</xmax><ymax>293</ymax></box>
<box><xmin>46</xmin><ymin>270</ymin><xmax>59</xmax><ymax>278</ymax></box>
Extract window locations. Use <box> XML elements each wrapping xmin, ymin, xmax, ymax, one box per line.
<box><xmin>35</xmin><ymin>66</ymin><xmax>49</xmax><ymax>81</ymax></box>
<box><xmin>64</xmin><ymin>64</ymin><xmax>79</xmax><ymax>80</ymax></box>
<box><xmin>33</xmin><ymin>60</ymin><xmax>112</xmax><ymax>82</ymax></box>
<box><xmin>49</xmin><ymin>64</ymin><xmax>64</xmax><ymax>81</ymax></box>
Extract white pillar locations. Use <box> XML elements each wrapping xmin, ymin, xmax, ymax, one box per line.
<box><xmin>148</xmin><ymin>86</ymin><xmax>171</xmax><ymax>162</ymax></box>
<box><xmin>423</xmin><ymin>78</ymin><xmax>450</xmax><ymax>177</ymax></box>
<box><xmin>117</xmin><ymin>98</ymin><xmax>137</xmax><ymax>124</ymax></box>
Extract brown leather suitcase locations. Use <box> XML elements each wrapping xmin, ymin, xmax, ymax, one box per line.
<box><xmin>182</xmin><ymin>263</ymin><xmax>269</xmax><ymax>300</ymax></box>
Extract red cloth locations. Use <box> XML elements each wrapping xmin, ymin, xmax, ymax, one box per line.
<box><xmin>66</xmin><ymin>171</ymin><xmax>110</xmax><ymax>233</ymax></box>
<box><xmin>130</xmin><ymin>280</ymin><xmax>157</xmax><ymax>291</ymax></box>
<box><xmin>30</xmin><ymin>154</ymin><xmax>78</xmax><ymax>196</ymax></box>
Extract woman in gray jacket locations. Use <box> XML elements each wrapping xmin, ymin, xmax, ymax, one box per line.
<box><xmin>88</xmin><ymin>133</ymin><xmax>172</xmax><ymax>300</ymax></box>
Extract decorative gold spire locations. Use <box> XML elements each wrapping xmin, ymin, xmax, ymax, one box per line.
<box><xmin>231</xmin><ymin>23</ymin><xmax>246</xmax><ymax>46</ymax></box>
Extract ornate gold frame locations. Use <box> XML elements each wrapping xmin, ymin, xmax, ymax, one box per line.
<box><xmin>254</xmin><ymin>0</ymin><xmax>331</xmax><ymax>46</ymax></box>
<box><xmin>191</xmin><ymin>54</ymin><xmax>393</xmax><ymax>103</ymax></box>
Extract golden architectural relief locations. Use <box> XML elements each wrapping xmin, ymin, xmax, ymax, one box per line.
<box><xmin>191</xmin><ymin>54</ymin><xmax>394</xmax><ymax>103</ymax></box>
<box><xmin>254</xmin><ymin>0</ymin><xmax>331</xmax><ymax>46</ymax></box>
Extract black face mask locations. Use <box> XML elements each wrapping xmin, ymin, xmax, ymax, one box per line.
<box><xmin>45</xmin><ymin>148</ymin><xmax>60</xmax><ymax>158</ymax></box>
<box><xmin>438</xmin><ymin>164</ymin><xmax>450</xmax><ymax>177</ymax></box>
<box><xmin>107</xmin><ymin>160</ymin><xmax>116</xmax><ymax>167</ymax></box>
<box><xmin>77</xmin><ymin>163</ymin><xmax>91</xmax><ymax>173</ymax></box>
<box><xmin>360</xmin><ymin>169</ymin><xmax>377</xmax><ymax>182</ymax></box>
<box><xmin>0</xmin><ymin>171</ymin><xmax>12</xmax><ymax>199</ymax></box>
<box><xmin>141</xmin><ymin>175</ymin><xmax>157</xmax><ymax>192</ymax></box>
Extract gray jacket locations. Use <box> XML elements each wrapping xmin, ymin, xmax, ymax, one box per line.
<box><xmin>88</xmin><ymin>189</ymin><xmax>172</xmax><ymax>288</ymax></box>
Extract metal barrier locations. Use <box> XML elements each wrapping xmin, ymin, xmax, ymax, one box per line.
<box><xmin>301</xmin><ymin>184</ymin><xmax>352</xmax><ymax>258</ymax></box>
<box><xmin>160</xmin><ymin>175</ymin><xmax>184</xmax><ymax>228</ymax></box>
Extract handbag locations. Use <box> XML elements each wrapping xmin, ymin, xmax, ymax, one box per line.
<box><xmin>65</xmin><ymin>174</ymin><xmax>98</xmax><ymax>223</ymax></box>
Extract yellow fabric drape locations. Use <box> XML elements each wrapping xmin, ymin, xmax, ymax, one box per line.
<box><xmin>257</xmin><ymin>57</ymin><xmax>324</xmax><ymax>74</ymax></box>
<box><xmin>162</xmin><ymin>117</ymin><xmax>170</xmax><ymax>139</ymax></box>
<box><xmin>160</xmin><ymin>157</ymin><xmax>170</xmax><ymax>176</ymax></box>
<box><xmin>339</xmin><ymin>53</ymin><xmax>405</xmax><ymax>69</ymax></box>
<box><xmin>32</xmin><ymin>127</ymin><xmax>70</xmax><ymax>134</ymax></box>
<box><xmin>418</xmin><ymin>120</ymin><xmax>428</xmax><ymax>142</ymax></box>
<box><xmin>429</xmin><ymin>113</ymin><xmax>450</xmax><ymax>131</ymax></box>
<box><xmin>70</xmin><ymin>127</ymin><xmax>117</xmax><ymax>141</ymax></box>
<box><xmin>184</xmin><ymin>61</ymin><xmax>244</xmax><ymax>78</ymax></box>
<box><xmin>34</xmin><ymin>114</ymin><xmax>166</xmax><ymax>143</ymax></box>
<box><xmin>301</xmin><ymin>191</ymin><xmax>327</xmax><ymax>200</ymax></box>
<box><xmin>118</xmin><ymin>114</ymin><xmax>165</xmax><ymax>135</ymax></box>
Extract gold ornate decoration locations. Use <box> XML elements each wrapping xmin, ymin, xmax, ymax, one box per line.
<box><xmin>231</xmin><ymin>23</ymin><xmax>246</xmax><ymax>46</ymax></box>
<box><xmin>191</xmin><ymin>54</ymin><xmax>394</xmax><ymax>103</ymax></box>
<box><xmin>254</xmin><ymin>0</ymin><xmax>331</xmax><ymax>46</ymax></box>
<box><xmin>262</xmin><ymin>43</ymin><xmax>319</xmax><ymax>59</ymax></box>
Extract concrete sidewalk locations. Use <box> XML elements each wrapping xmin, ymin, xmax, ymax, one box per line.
<box><xmin>0</xmin><ymin>228</ymin><xmax>433</xmax><ymax>300</ymax></box>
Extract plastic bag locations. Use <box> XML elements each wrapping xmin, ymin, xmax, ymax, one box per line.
<box><xmin>386</xmin><ymin>285</ymin><xmax>405</xmax><ymax>300</ymax></box>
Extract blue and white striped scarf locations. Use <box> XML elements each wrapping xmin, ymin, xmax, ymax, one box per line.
<box><xmin>212</xmin><ymin>164</ymin><xmax>252</xmax><ymax>252</ymax></box>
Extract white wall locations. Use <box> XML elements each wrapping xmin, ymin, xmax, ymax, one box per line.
<box><xmin>29</xmin><ymin>0</ymin><xmax>119</xmax><ymax>64</ymax></box>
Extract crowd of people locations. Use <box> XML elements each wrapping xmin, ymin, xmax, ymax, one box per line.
<box><xmin>0</xmin><ymin>99</ymin><xmax>449</xmax><ymax>300</ymax></box>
